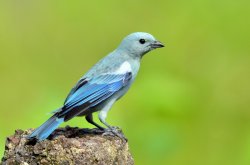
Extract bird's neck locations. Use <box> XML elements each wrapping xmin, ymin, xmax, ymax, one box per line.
<box><xmin>115</xmin><ymin>48</ymin><xmax>142</xmax><ymax>61</ymax></box>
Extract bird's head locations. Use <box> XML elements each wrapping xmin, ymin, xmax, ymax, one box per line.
<box><xmin>117</xmin><ymin>32</ymin><xmax>164</xmax><ymax>58</ymax></box>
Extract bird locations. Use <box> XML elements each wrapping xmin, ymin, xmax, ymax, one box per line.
<box><xmin>27</xmin><ymin>32</ymin><xmax>164</xmax><ymax>141</ymax></box>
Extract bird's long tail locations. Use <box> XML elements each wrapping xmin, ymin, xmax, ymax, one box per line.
<box><xmin>27</xmin><ymin>114</ymin><xmax>64</xmax><ymax>141</ymax></box>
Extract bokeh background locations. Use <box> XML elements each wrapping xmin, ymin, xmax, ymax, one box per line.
<box><xmin>0</xmin><ymin>0</ymin><xmax>250</xmax><ymax>164</ymax></box>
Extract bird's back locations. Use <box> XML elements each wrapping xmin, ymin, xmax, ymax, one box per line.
<box><xmin>84</xmin><ymin>49</ymin><xmax>140</xmax><ymax>79</ymax></box>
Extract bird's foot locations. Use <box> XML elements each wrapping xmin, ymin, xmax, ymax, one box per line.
<box><xmin>102</xmin><ymin>126</ymin><xmax>127</xmax><ymax>141</ymax></box>
<box><xmin>80</xmin><ymin>128</ymin><xmax>104</xmax><ymax>134</ymax></box>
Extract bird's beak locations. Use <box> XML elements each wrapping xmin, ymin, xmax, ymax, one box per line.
<box><xmin>150</xmin><ymin>41</ymin><xmax>164</xmax><ymax>48</ymax></box>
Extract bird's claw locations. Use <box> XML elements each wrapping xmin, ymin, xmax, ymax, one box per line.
<box><xmin>110</xmin><ymin>126</ymin><xmax>120</xmax><ymax>130</ymax></box>
<box><xmin>102</xmin><ymin>127</ymin><xmax>127</xmax><ymax>141</ymax></box>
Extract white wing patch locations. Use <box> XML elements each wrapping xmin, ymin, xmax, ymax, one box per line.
<box><xmin>115</xmin><ymin>61</ymin><xmax>132</xmax><ymax>74</ymax></box>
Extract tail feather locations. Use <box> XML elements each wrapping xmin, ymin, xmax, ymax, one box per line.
<box><xmin>28</xmin><ymin>114</ymin><xmax>64</xmax><ymax>141</ymax></box>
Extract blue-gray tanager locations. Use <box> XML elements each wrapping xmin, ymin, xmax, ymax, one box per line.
<box><xmin>28</xmin><ymin>32</ymin><xmax>164</xmax><ymax>141</ymax></box>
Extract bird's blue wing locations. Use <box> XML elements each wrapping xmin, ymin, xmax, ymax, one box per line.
<box><xmin>57</xmin><ymin>72</ymin><xmax>132</xmax><ymax>121</ymax></box>
<box><xmin>63</xmin><ymin>78</ymin><xmax>88</xmax><ymax>105</ymax></box>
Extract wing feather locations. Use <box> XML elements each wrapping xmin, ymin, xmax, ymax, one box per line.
<box><xmin>57</xmin><ymin>72</ymin><xmax>132</xmax><ymax>121</ymax></box>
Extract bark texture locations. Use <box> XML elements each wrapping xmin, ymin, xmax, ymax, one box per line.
<box><xmin>1</xmin><ymin>126</ymin><xmax>134</xmax><ymax>165</ymax></box>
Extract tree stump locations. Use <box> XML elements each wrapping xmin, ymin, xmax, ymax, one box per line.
<box><xmin>1</xmin><ymin>126</ymin><xmax>134</xmax><ymax>165</ymax></box>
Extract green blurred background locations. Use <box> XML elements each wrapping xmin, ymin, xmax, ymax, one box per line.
<box><xmin>0</xmin><ymin>0</ymin><xmax>250</xmax><ymax>164</ymax></box>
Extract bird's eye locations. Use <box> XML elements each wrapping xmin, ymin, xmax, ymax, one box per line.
<box><xmin>139</xmin><ymin>39</ymin><xmax>146</xmax><ymax>44</ymax></box>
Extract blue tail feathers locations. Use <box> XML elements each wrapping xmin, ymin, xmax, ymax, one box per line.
<box><xmin>27</xmin><ymin>114</ymin><xmax>64</xmax><ymax>141</ymax></box>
